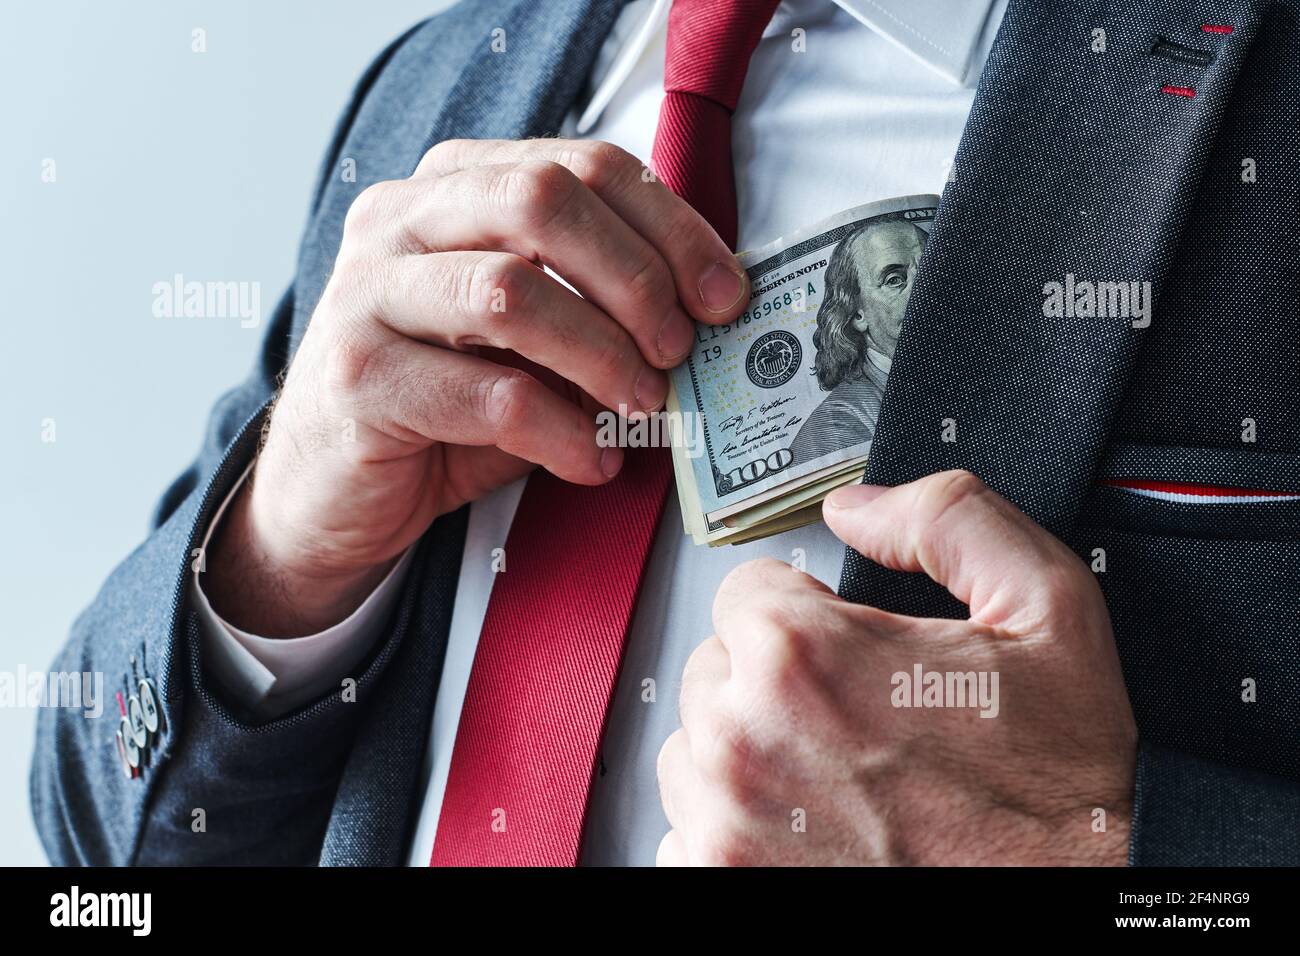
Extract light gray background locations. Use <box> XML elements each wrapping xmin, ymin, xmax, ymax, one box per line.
<box><xmin>1</xmin><ymin>0</ymin><xmax>453</xmax><ymax>866</ymax></box>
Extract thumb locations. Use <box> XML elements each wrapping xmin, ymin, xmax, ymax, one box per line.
<box><xmin>822</xmin><ymin>471</ymin><xmax>1092</xmax><ymax>630</ymax></box>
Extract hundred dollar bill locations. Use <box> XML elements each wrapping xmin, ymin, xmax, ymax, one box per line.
<box><xmin>669</xmin><ymin>195</ymin><xmax>939</xmax><ymax>545</ymax></box>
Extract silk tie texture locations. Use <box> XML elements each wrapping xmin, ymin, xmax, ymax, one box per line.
<box><xmin>430</xmin><ymin>0</ymin><xmax>781</xmax><ymax>867</ymax></box>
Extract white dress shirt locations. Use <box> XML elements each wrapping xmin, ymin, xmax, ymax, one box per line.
<box><xmin>192</xmin><ymin>0</ymin><xmax>1007</xmax><ymax>866</ymax></box>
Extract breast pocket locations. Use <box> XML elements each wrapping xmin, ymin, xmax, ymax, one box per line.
<box><xmin>1083</xmin><ymin>443</ymin><xmax>1300</xmax><ymax>541</ymax></box>
<box><xmin>1069</xmin><ymin>444</ymin><xmax>1300</xmax><ymax>782</ymax></box>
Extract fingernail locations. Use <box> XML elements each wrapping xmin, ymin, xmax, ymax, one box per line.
<box><xmin>634</xmin><ymin>366</ymin><xmax>669</xmax><ymax>412</ymax></box>
<box><xmin>657</xmin><ymin>307</ymin><xmax>695</xmax><ymax>364</ymax></box>
<box><xmin>825</xmin><ymin>484</ymin><xmax>888</xmax><ymax>510</ymax></box>
<box><xmin>698</xmin><ymin>261</ymin><xmax>747</xmax><ymax>314</ymax></box>
<box><xmin>600</xmin><ymin>446</ymin><xmax>624</xmax><ymax>478</ymax></box>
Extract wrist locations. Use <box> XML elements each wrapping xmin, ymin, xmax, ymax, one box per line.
<box><xmin>203</xmin><ymin>473</ymin><xmax>398</xmax><ymax>637</ymax></box>
<box><xmin>1076</xmin><ymin>805</ymin><xmax>1132</xmax><ymax>866</ymax></box>
<box><xmin>1049</xmin><ymin>770</ymin><xmax>1134</xmax><ymax>866</ymax></box>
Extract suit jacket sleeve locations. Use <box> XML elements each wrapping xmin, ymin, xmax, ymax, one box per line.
<box><xmin>1129</xmin><ymin>741</ymin><xmax>1300</xmax><ymax>865</ymax></box>
<box><xmin>29</xmin><ymin>21</ymin><xmax>430</xmax><ymax>866</ymax></box>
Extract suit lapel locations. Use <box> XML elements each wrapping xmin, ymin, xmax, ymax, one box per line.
<box><xmin>314</xmin><ymin>0</ymin><xmax>627</xmax><ymax>865</ymax></box>
<box><xmin>839</xmin><ymin>0</ymin><xmax>1267</xmax><ymax>614</ymax></box>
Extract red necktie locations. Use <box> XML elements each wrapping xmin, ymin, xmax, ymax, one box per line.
<box><xmin>430</xmin><ymin>0</ymin><xmax>780</xmax><ymax>867</ymax></box>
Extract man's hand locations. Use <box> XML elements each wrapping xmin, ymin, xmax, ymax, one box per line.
<box><xmin>204</xmin><ymin>139</ymin><xmax>749</xmax><ymax>635</ymax></box>
<box><xmin>657</xmin><ymin>471</ymin><xmax>1137</xmax><ymax>866</ymax></box>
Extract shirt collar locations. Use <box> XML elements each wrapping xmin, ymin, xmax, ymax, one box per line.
<box><xmin>836</xmin><ymin>0</ymin><xmax>999</xmax><ymax>85</ymax></box>
<box><xmin>576</xmin><ymin>0</ymin><xmax>1000</xmax><ymax>134</ymax></box>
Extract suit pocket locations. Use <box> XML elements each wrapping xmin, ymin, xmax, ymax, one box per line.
<box><xmin>1065</xmin><ymin>523</ymin><xmax>1300</xmax><ymax>780</ymax></box>
<box><xmin>1081</xmin><ymin>443</ymin><xmax>1300</xmax><ymax>541</ymax></box>
<box><xmin>1070</xmin><ymin>443</ymin><xmax>1300</xmax><ymax>779</ymax></box>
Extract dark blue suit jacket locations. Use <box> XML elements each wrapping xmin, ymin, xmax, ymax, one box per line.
<box><xmin>31</xmin><ymin>0</ymin><xmax>1300</xmax><ymax>864</ymax></box>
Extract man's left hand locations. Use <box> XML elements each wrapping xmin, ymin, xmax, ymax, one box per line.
<box><xmin>657</xmin><ymin>470</ymin><xmax>1137</xmax><ymax>866</ymax></box>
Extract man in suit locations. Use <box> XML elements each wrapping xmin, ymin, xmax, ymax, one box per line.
<box><xmin>31</xmin><ymin>0</ymin><xmax>1300</xmax><ymax>866</ymax></box>
<box><xmin>789</xmin><ymin>217</ymin><xmax>927</xmax><ymax>464</ymax></box>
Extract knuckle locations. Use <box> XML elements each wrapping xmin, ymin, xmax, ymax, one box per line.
<box><xmin>656</xmin><ymin>728</ymin><xmax>685</xmax><ymax>786</ymax></box>
<box><xmin>568</xmin><ymin>140</ymin><xmax>639</xmax><ymax>194</ymax></box>
<box><xmin>482</xmin><ymin>369</ymin><xmax>536</xmax><ymax>440</ymax></box>
<box><xmin>589</xmin><ymin>327</ymin><xmax>638</xmax><ymax>382</ymax></box>
<box><xmin>696</xmin><ymin>713</ymin><xmax>760</xmax><ymax>794</ymax></box>
<box><xmin>746</xmin><ymin>556</ymin><xmax>791</xmax><ymax>577</ymax></box>
<box><xmin>312</xmin><ymin>265</ymin><xmax>391</xmax><ymax>396</ymax></box>
<box><xmin>343</xmin><ymin>180</ymin><xmax>399</xmax><ymax>240</ymax></box>
<box><xmin>463</xmin><ymin>253</ymin><xmax>536</xmax><ymax>330</ymax></box>
<box><xmin>655</xmin><ymin>830</ymin><xmax>681</xmax><ymax>867</ymax></box>
<box><xmin>756</xmin><ymin>624</ymin><xmax>807</xmax><ymax>692</ymax></box>
<box><xmin>713</xmin><ymin>557</ymin><xmax>786</xmax><ymax>631</ymax></box>
<box><xmin>497</xmin><ymin>160</ymin><xmax>580</xmax><ymax>233</ymax></box>
<box><xmin>418</xmin><ymin>138</ymin><xmax>466</xmax><ymax>173</ymax></box>
<box><xmin>751</xmin><ymin>590</ymin><xmax>802</xmax><ymax>641</ymax></box>
<box><xmin>680</xmin><ymin>638</ymin><xmax>720</xmax><ymax>692</ymax></box>
<box><xmin>764</xmin><ymin>648</ymin><xmax>810</xmax><ymax>709</ymax></box>
<box><xmin>318</xmin><ymin>252</ymin><xmax>379</xmax><ymax>322</ymax></box>
<box><xmin>623</xmin><ymin>247</ymin><xmax>675</xmax><ymax>316</ymax></box>
<box><xmin>717</xmin><ymin>557</ymin><xmax>779</xmax><ymax>602</ymax></box>
<box><xmin>746</xmin><ymin>598</ymin><xmax>817</xmax><ymax>701</ymax></box>
<box><xmin>926</xmin><ymin>469</ymin><xmax>989</xmax><ymax>512</ymax></box>
<box><xmin>320</xmin><ymin>319</ymin><xmax>382</xmax><ymax>397</ymax></box>
<box><xmin>913</xmin><ymin>469</ymin><xmax>989</xmax><ymax>548</ymax></box>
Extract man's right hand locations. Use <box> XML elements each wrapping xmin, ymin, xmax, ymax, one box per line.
<box><xmin>204</xmin><ymin>139</ymin><xmax>749</xmax><ymax>636</ymax></box>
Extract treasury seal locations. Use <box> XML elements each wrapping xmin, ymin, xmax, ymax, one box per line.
<box><xmin>744</xmin><ymin>330</ymin><xmax>802</xmax><ymax>388</ymax></box>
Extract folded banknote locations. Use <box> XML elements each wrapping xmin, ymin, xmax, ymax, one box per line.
<box><xmin>667</xmin><ymin>195</ymin><xmax>940</xmax><ymax>545</ymax></box>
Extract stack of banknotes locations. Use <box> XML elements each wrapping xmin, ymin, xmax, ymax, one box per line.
<box><xmin>667</xmin><ymin>194</ymin><xmax>939</xmax><ymax>545</ymax></box>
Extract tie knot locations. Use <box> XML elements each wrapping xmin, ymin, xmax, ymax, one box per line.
<box><xmin>663</xmin><ymin>0</ymin><xmax>783</xmax><ymax>112</ymax></box>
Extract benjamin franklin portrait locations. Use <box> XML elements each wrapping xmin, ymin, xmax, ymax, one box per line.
<box><xmin>787</xmin><ymin>217</ymin><xmax>928</xmax><ymax>465</ymax></box>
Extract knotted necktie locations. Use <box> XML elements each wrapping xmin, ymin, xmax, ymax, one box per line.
<box><xmin>431</xmin><ymin>0</ymin><xmax>780</xmax><ymax>867</ymax></box>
